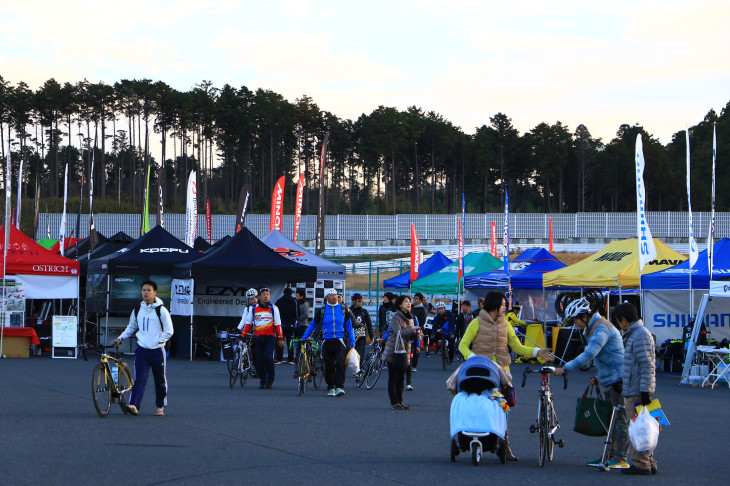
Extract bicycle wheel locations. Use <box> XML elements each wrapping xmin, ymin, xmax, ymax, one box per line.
<box><xmin>239</xmin><ymin>354</ymin><xmax>249</xmax><ymax>388</ymax></box>
<box><xmin>538</xmin><ymin>396</ymin><xmax>548</xmax><ymax>467</ymax></box>
<box><xmin>297</xmin><ymin>352</ymin><xmax>309</xmax><ymax>396</ymax></box>
<box><xmin>247</xmin><ymin>346</ymin><xmax>258</xmax><ymax>378</ymax></box>
<box><xmin>92</xmin><ymin>363</ymin><xmax>112</xmax><ymax>418</ymax></box>
<box><xmin>365</xmin><ymin>354</ymin><xmax>383</xmax><ymax>389</ymax></box>
<box><xmin>547</xmin><ymin>400</ymin><xmax>556</xmax><ymax>461</ymax></box>
<box><xmin>441</xmin><ymin>343</ymin><xmax>448</xmax><ymax>370</ymax></box>
<box><xmin>229</xmin><ymin>354</ymin><xmax>240</xmax><ymax>388</ymax></box>
<box><xmin>312</xmin><ymin>352</ymin><xmax>324</xmax><ymax>390</ymax></box>
<box><xmin>117</xmin><ymin>362</ymin><xmax>134</xmax><ymax>414</ymax></box>
<box><xmin>356</xmin><ymin>354</ymin><xmax>373</xmax><ymax>388</ymax></box>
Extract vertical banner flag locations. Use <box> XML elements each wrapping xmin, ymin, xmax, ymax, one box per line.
<box><xmin>490</xmin><ymin>221</ymin><xmax>497</xmax><ymax>256</ymax></box>
<box><xmin>45</xmin><ymin>202</ymin><xmax>50</xmax><ymax>239</ymax></box>
<box><xmin>59</xmin><ymin>163</ymin><xmax>69</xmax><ymax>256</ymax></box>
<box><xmin>549</xmin><ymin>217</ymin><xmax>554</xmax><ymax>254</ymax></box>
<box><xmin>269</xmin><ymin>175</ymin><xmax>285</xmax><ymax>232</ymax></box>
<box><xmin>185</xmin><ymin>171</ymin><xmax>197</xmax><ymax>247</ymax></box>
<box><xmin>315</xmin><ymin>132</ymin><xmax>330</xmax><ymax>255</ymax></box>
<box><xmin>33</xmin><ymin>173</ymin><xmax>39</xmax><ymax>240</ymax></box>
<box><xmin>140</xmin><ymin>162</ymin><xmax>151</xmax><ymax>235</ymax></box>
<box><xmin>235</xmin><ymin>183</ymin><xmax>250</xmax><ymax>233</ymax></box>
<box><xmin>635</xmin><ymin>134</ymin><xmax>657</xmax><ymax>270</ymax></box>
<box><xmin>15</xmin><ymin>158</ymin><xmax>22</xmax><ymax>228</ymax></box>
<box><xmin>457</xmin><ymin>217</ymin><xmax>464</xmax><ymax>286</ymax></box>
<box><xmin>205</xmin><ymin>198</ymin><xmax>212</xmax><ymax>244</ymax></box>
<box><xmin>75</xmin><ymin>174</ymin><xmax>83</xmax><ymax>238</ymax></box>
<box><xmin>708</xmin><ymin>124</ymin><xmax>717</xmax><ymax>276</ymax></box>
<box><xmin>461</xmin><ymin>193</ymin><xmax>466</xmax><ymax>278</ymax></box>
<box><xmin>503</xmin><ymin>190</ymin><xmax>510</xmax><ymax>276</ymax></box>
<box><xmin>410</xmin><ymin>223</ymin><xmax>421</xmax><ymax>283</ymax></box>
<box><xmin>4</xmin><ymin>148</ymin><xmax>11</xmax><ymax>257</ymax></box>
<box><xmin>89</xmin><ymin>147</ymin><xmax>98</xmax><ymax>251</ymax></box>
<box><xmin>293</xmin><ymin>175</ymin><xmax>305</xmax><ymax>242</ymax></box>
<box><xmin>156</xmin><ymin>185</ymin><xmax>164</xmax><ymax>228</ymax></box>
<box><xmin>685</xmin><ymin>126</ymin><xmax>697</xmax><ymax>268</ymax></box>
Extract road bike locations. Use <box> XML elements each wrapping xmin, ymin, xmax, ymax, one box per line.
<box><xmin>433</xmin><ymin>332</ymin><xmax>452</xmax><ymax>370</ymax></box>
<box><xmin>90</xmin><ymin>344</ymin><xmax>134</xmax><ymax>418</ymax></box>
<box><xmin>229</xmin><ymin>334</ymin><xmax>256</xmax><ymax>388</ymax></box>
<box><xmin>355</xmin><ymin>339</ymin><xmax>385</xmax><ymax>389</ymax></box>
<box><xmin>522</xmin><ymin>366</ymin><xmax>568</xmax><ymax>467</ymax></box>
<box><xmin>292</xmin><ymin>338</ymin><xmax>324</xmax><ymax>395</ymax></box>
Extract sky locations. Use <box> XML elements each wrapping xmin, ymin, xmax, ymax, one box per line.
<box><xmin>2</xmin><ymin>0</ymin><xmax>729</xmax><ymax>147</ymax></box>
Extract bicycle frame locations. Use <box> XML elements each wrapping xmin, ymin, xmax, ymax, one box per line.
<box><xmin>522</xmin><ymin>366</ymin><xmax>568</xmax><ymax>466</ymax></box>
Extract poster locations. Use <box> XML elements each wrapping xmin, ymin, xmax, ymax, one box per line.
<box><xmin>52</xmin><ymin>315</ymin><xmax>78</xmax><ymax>347</ymax></box>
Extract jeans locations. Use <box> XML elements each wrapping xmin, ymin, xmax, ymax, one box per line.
<box><xmin>253</xmin><ymin>335</ymin><xmax>276</xmax><ymax>386</ymax></box>
<box><xmin>130</xmin><ymin>346</ymin><xmax>168</xmax><ymax>410</ymax></box>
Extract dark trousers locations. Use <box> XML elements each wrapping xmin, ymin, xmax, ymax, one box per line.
<box><xmin>407</xmin><ymin>350</ymin><xmax>420</xmax><ymax>385</ymax></box>
<box><xmin>130</xmin><ymin>346</ymin><xmax>168</xmax><ymax>410</ymax></box>
<box><xmin>435</xmin><ymin>332</ymin><xmax>455</xmax><ymax>362</ymax></box>
<box><xmin>322</xmin><ymin>338</ymin><xmax>346</xmax><ymax>390</ymax></box>
<box><xmin>253</xmin><ymin>335</ymin><xmax>276</xmax><ymax>385</ymax></box>
<box><xmin>355</xmin><ymin>337</ymin><xmax>367</xmax><ymax>366</ymax></box>
<box><xmin>388</xmin><ymin>365</ymin><xmax>406</xmax><ymax>405</ymax></box>
<box><xmin>275</xmin><ymin>325</ymin><xmax>295</xmax><ymax>362</ymax></box>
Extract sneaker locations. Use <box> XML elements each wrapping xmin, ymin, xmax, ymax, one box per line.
<box><xmin>327</xmin><ymin>389</ymin><xmax>336</xmax><ymax>396</ymax></box>
<box><xmin>288</xmin><ymin>360</ymin><xmax>296</xmax><ymax>365</ymax></box>
<box><xmin>335</xmin><ymin>388</ymin><xmax>346</xmax><ymax>396</ymax></box>
<box><xmin>264</xmin><ymin>383</ymin><xmax>273</xmax><ymax>389</ymax></box>
<box><xmin>621</xmin><ymin>466</ymin><xmax>651</xmax><ymax>476</ymax></box>
<box><xmin>274</xmin><ymin>360</ymin><xmax>282</xmax><ymax>364</ymax></box>
<box><xmin>586</xmin><ymin>458</ymin><xmax>602</xmax><ymax>467</ymax></box>
<box><xmin>609</xmin><ymin>459</ymin><xmax>630</xmax><ymax>469</ymax></box>
<box><xmin>425</xmin><ymin>353</ymin><xmax>430</xmax><ymax>358</ymax></box>
<box><xmin>406</xmin><ymin>384</ymin><xmax>414</xmax><ymax>391</ymax></box>
<box><xmin>411</xmin><ymin>368</ymin><xmax>417</xmax><ymax>372</ymax></box>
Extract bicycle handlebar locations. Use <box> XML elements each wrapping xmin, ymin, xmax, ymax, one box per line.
<box><xmin>521</xmin><ymin>366</ymin><xmax>568</xmax><ymax>389</ymax></box>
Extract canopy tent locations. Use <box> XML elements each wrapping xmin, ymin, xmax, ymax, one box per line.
<box><xmin>261</xmin><ymin>229</ymin><xmax>346</xmax><ymax>281</ymax></box>
<box><xmin>641</xmin><ymin>238</ymin><xmax>730</xmax><ymax>290</ymax></box>
<box><xmin>77</xmin><ymin>232</ymin><xmax>135</xmax><ymax>275</ymax></box>
<box><xmin>49</xmin><ymin>237</ymin><xmax>79</xmax><ymax>254</ymax></box>
<box><xmin>205</xmin><ymin>235</ymin><xmax>230</xmax><ymax>254</ymax></box>
<box><xmin>37</xmin><ymin>238</ymin><xmax>56</xmax><ymax>249</ymax></box>
<box><xmin>0</xmin><ymin>225</ymin><xmax>80</xmax><ymax>298</ymax></box>
<box><xmin>465</xmin><ymin>248</ymin><xmax>566</xmax><ymax>290</ymax></box>
<box><xmin>383</xmin><ymin>251</ymin><xmax>453</xmax><ymax>289</ymax></box>
<box><xmin>410</xmin><ymin>252</ymin><xmax>503</xmax><ymax>295</ymax></box>
<box><xmin>107</xmin><ymin>226</ymin><xmax>199</xmax><ymax>275</ymax></box>
<box><xmin>193</xmin><ymin>236</ymin><xmax>212</xmax><ymax>253</ymax></box>
<box><xmin>171</xmin><ymin>227</ymin><xmax>317</xmax><ymax>318</ymax></box>
<box><xmin>64</xmin><ymin>233</ymin><xmax>109</xmax><ymax>260</ymax></box>
<box><xmin>542</xmin><ymin>238</ymin><xmax>686</xmax><ymax>288</ymax></box>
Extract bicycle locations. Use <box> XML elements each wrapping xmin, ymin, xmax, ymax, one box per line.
<box><xmin>521</xmin><ymin>366</ymin><xmax>568</xmax><ymax>466</ymax></box>
<box><xmin>355</xmin><ymin>339</ymin><xmax>385</xmax><ymax>389</ymax></box>
<box><xmin>90</xmin><ymin>344</ymin><xmax>134</xmax><ymax>418</ymax></box>
<box><xmin>433</xmin><ymin>332</ymin><xmax>452</xmax><ymax>370</ymax></box>
<box><xmin>292</xmin><ymin>338</ymin><xmax>324</xmax><ymax>395</ymax></box>
<box><xmin>229</xmin><ymin>334</ymin><xmax>256</xmax><ymax>388</ymax></box>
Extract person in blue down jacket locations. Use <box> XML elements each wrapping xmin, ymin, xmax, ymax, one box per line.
<box><xmin>614</xmin><ymin>302</ymin><xmax>658</xmax><ymax>476</ymax></box>
<box><xmin>554</xmin><ymin>297</ymin><xmax>628</xmax><ymax>469</ymax></box>
<box><xmin>302</xmin><ymin>288</ymin><xmax>356</xmax><ymax>397</ymax></box>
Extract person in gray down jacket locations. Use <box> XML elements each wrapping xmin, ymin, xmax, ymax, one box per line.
<box><xmin>554</xmin><ymin>297</ymin><xmax>628</xmax><ymax>469</ymax></box>
<box><xmin>614</xmin><ymin>302</ymin><xmax>658</xmax><ymax>476</ymax></box>
<box><xmin>382</xmin><ymin>295</ymin><xmax>421</xmax><ymax>410</ymax></box>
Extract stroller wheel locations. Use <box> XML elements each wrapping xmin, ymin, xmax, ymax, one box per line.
<box><xmin>451</xmin><ymin>438</ymin><xmax>458</xmax><ymax>462</ymax></box>
<box><xmin>471</xmin><ymin>441</ymin><xmax>481</xmax><ymax>466</ymax></box>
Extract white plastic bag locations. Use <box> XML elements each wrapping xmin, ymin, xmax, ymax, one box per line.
<box><xmin>629</xmin><ymin>406</ymin><xmax>660</xmax><ymax>452</ymax></box>
<box><xmin>346</xmin><ymin>348</ymin><xmax>360</xmax><ymax>375</ymax></box>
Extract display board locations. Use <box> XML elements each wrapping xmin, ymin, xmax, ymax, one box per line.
<box><xmin>291</xmin><ymin>280</ymin><xmax>345</xmax><ymax>320</ymax></box>
<box><xmin>52</xmin><ymin>315</ymin><xmax>78</xmax><ymax>359</ymax></box>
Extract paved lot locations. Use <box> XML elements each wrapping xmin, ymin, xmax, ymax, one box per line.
<box><xmin>1</xmin><ymin>350</ymin><xmax>728</xmax><ymax>485</ymax></box>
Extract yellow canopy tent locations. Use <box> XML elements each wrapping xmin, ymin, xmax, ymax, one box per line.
<box><xmin>543</xmin><ymin>238</ymin><xmax>686</xmax><ymax>288</ymax></box>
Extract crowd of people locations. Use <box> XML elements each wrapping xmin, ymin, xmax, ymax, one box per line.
<box><xmin>112</xmin><ymin>282</ymin><xmax>658</xmax><ymax>475</ymax></box>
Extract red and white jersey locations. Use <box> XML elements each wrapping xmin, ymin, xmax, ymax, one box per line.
<box><xmin>241</xmin><ymin>303</ymin><xmax>282</xmax><ymax>338</ymax></box>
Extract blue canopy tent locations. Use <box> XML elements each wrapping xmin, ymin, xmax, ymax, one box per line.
<box><xmin>641</xmin><ymin>238</ymin><xmax>730</xmax><ymax>290</ymax></box>
<box><xmin>383</xmin><ymin>251</ymin><xmax>453</xmax><ymax>289</ymax></box>
<box><xmin>464</xmin><ymin>248</ymin><xmax>566</xmax><ymax>289</ymax></box>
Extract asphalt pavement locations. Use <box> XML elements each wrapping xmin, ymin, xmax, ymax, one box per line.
<box><xmin>1</xmin><ymin>350</ymin><xmax>728</xmax><ymax>485</ymax></box>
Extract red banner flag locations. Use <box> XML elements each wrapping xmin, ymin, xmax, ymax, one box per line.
<box><xmin>458</xmin><ymin>217</ymin><xmax>464</xmax><ymax>283</ymax></box>
<box><xmin>206</xmin><ymin>198</ymin><xmax>212</xmax><ymax>244</ymax></box>
<box><xmin>269</xmin><ymin>175</ymin><xmax>285</xmax><ymax>232</ymax></box>
<box><xmin>410</xmin><ymin>223</ymin><xmax>421</xmax><ymax>283</ymax></box>
<box><xmin>548</xmin><ymin>217</ymin><xmax>553</xmax><ymax>254</ymax></box>
<box><xmin>293</xmin><ymin>175</ymin><xmax>305</xmax><ymax>242</ymax></box>
<box><xmin>490</xmin><ymin>221</ymin><xmax>497</xmax><ymax>256</ymax></box>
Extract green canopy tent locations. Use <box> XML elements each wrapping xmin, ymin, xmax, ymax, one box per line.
<box><xmin>410</xmin><ymin>252</ymin><xmax>503</xmax><ymax>295</ymax></box>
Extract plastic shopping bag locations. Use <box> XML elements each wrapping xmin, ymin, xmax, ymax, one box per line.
<box><xmin>629</xmin><ymin>406</ymin><xmax>660</xmax><ymax>452</ymax></box>
<box><xmin>346</xmin><ymin>348</ymin><xmax>360</xmax><ymax>375</ymax></box>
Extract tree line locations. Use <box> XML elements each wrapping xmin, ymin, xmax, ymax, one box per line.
<box><xmin>0</xmin><ymin>76</ymin><xmax>728</xmax><ymax>236</ymax></box>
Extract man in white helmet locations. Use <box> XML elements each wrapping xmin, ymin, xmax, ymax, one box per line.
<box><xmin>554</xmin><ymin>297</ymin><xmax>628</xmax><ymax>469</ymax></box>
<box><xmin>237</xmin><ymin>288</ymin><xmax>259</xmax><ymax>332</ymax></box>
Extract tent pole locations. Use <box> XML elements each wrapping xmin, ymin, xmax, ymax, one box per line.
<box><xmin>104</xmin><ymin>275</ymin><xmax>110</xmax><ymax>345</ymax></box>
<box><xmin>189</xmin><ymin>314</ymin><xmax>193</xmax><ymax>362</ymax></box>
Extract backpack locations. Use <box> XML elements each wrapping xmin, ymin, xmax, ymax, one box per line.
<box><xmin>135</xmin><ymin>303</ymin><xmax>171</xmax><ymax>351</ymax></box>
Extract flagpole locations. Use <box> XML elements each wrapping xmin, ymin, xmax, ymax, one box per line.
<box><xmin>1</xmin><ymin>146</ymin><xmax>11</xmax><ymax>358</ymax></box>
<box><xmin>685</xmin><ymin>125</ymin><xmax>697</xmax><ymax>317</ymax></box>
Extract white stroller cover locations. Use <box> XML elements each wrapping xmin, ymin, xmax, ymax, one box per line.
<box><xmin>450</xmin><ymin>391</ymin><xmax>507</xmax><ymax>439</ymax></box>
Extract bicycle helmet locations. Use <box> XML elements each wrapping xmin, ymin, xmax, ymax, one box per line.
<box><xmin>564</xmin><ymin>297</ymin><xmax>591</xmax><ymax>319</ymax></box>
<box><xmin>245</xmin><ymin>288</ymin><xmax>258</xmax><ymax>299</ymax></box>
<box><xmin>435</xmin><ymin>302</ymin><xmax>446</xmax><ymax>310</ymax></box>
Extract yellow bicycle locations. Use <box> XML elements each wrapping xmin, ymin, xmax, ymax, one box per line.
<box><xmin>90</xmin><ymin>344</ymin><xmax>134</xmax><ymax>418</ymax></box>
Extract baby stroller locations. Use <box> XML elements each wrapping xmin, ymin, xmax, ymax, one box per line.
<box><xmin>450</xmin><ymin>356</ymin><xmax>508</xmax><ymax>466</ymax></box>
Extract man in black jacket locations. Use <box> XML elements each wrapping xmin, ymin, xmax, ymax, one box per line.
<box><xmin>275</xmin><ymin>288</ymin><xmax>298</xmax><ymax>364</ymax></box>
<box><xmin>349</xmin><ymin>293</ymin><xmax>374</xmax><ymax>366</ymax></box>
<box><xmin>378</xmin><ymin>292</ymin><xmax>395</xmax><ymax>337</ymax></box>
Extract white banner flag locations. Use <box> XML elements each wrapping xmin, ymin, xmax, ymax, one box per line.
<box><xmin>59</xmin><ymin>163</ymin><xmax>69</xmax><ymax>256</ymax></box>
<box><xmin>686</xmin><ymin>126</ymin><xmax>698</xmax><ymax>268</ymax></box>
<box><xmin>15</xmin><ymin>158</ymin><xmax>22</xmax><ymax>228</ymax></box>
<box><xmin>708</xmin><ymin>125</ymin><xmax>716</xmax><ymax>278</ymax></box>
<box><xmin>170</xmin><ymin>278</ymin><xmax>194</xmax><ymax>316</ymax></box>
<box><xmin>635</xmin><ymin>135</ymin><xmax>657</xmax><ymax>270</ymax></box>
<box><xmin>185</xmin><ymin>171</ymin><xmax>197</xmax><ymax>248</ymax></box>
<box><xmin>4</xmin><ymin>147</ymin><xmax>11</xmax><ymax>258</ymax></box>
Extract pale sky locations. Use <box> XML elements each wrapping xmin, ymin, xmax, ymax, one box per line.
<box><xmin>2</xmin><ymin>0</ymin><xmax>729</xmax><ymax>147</ymax></box>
